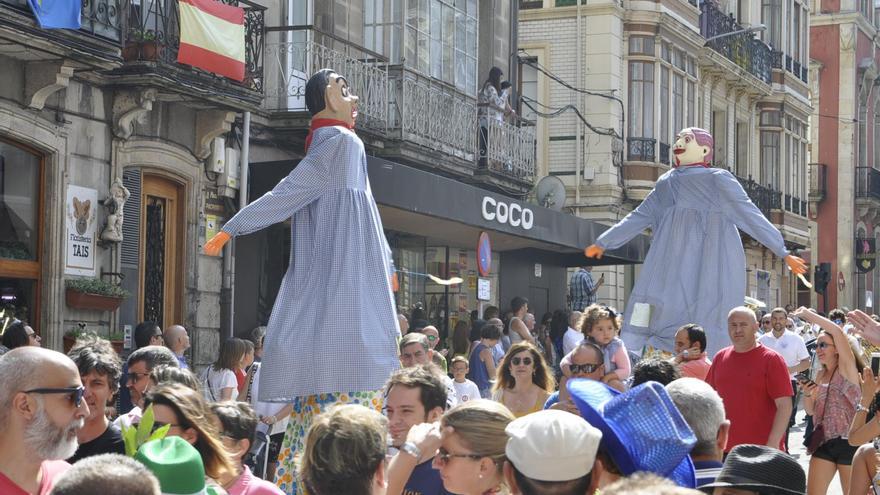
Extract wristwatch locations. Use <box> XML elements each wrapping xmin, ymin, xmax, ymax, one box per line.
<box><xmin>856</xmin><ymin>403</ymin><xmax>870</xmax><ymax>414</ymax></box>
<box><xmin>400</xmin><ymin>441</ymin><xmax>421</xmax><ymax>460</ymax></box>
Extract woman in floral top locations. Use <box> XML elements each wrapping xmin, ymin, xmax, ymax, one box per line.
<box><xmin>794</xmin><ymin>307</ymin><xmax>863</xmax><ymax>495</ymax></box>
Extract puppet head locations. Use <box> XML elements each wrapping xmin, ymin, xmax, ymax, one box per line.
<box><xmin>672</xmin><ymin>127</ymin><xmax>713</xmax><ymax>167</ymax></box>
<box><xmin>305</xmin><ymin>68</ymin><xmax>359</xmax><ymax>126</ymax></box>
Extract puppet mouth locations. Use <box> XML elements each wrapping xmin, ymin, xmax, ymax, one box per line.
<box><xmin>673</xmin><ymin>148</ymin><xmax>685</xmax><ymax>155</ymax></box>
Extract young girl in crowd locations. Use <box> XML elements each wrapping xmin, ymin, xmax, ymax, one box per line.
<box><xmin>561</xmin><ymin>304</ymin><xmax>630</xmax><ymax>389</ymax></box>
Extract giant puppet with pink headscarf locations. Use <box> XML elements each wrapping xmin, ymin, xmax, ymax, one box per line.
<box><xmin>584</xmin><ymin>127</ymin><xmax>807</xmax><ymax>355</ymax></box>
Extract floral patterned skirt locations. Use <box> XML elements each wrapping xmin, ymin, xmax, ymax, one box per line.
<box><xmin>274</xmin><ymin>389</ymin><xmax>384</xmax><ymax>494</ymax></box>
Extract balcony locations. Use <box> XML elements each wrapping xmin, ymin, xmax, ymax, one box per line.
<box><xmin>699</xmin><ymin>1</ymin><xmax>771</xmax><ymax>84</ymax></box>
<box><xmin>735</xmin><ymin>175</ymin><xmax>780</xmax><ymax>217</ymax></box>
<box><xmin>809</xmin><ymin>163</ymin><xmax>827</xmax><ymax>203</ymax></box>
<box><xmin>0</xmin><ymin>0</ymin><xmax>122</xmax><ymax>64</ymax></box>
<box><xmin>659</xmin><ymin>142</ymin><xmax>670</xmax><ymax>165</ymax></box>
<box><xmin>856</xmin><ymin>167</ymin><xmax>880</xmax><ymax>200</ymax></box>
<box><xmin>106</xmin><ymin>0</ymin><xmax>265</xmax><ymax>105</ymax></box>
<box><xmin>784</xmin><ymin>194</ymin><xmax>807</xmax><ymax>217</ymax></box>
<box><xmin>627</xmin><ymin>137</ymin><xmax>655</xmax><ymax>162</ymax></box>
<box><xmin>263</xmin><ymin>27</ymin><xmax>536</xmax><ymax>191</ymax></box>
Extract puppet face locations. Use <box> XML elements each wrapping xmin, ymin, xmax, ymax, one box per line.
<box><xmin>672</xmin><ymin>130</ymin><xmax>709</xmax><ymax>167</ymax></box>
<box><xmin>324</xmin><ymin>73</ymin><xmax>359</xmax><ymax>126</ymax></box>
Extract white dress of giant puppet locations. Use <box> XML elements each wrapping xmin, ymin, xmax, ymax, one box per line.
<box><xmin>204</xmin><ymin>69</ymin><xmax>399</xmax><ymax>494</ymax></box>
<box><xmin>585</xmin><ymin>128</ymin><xmax>806</xmax><ymax>355</ymax></box>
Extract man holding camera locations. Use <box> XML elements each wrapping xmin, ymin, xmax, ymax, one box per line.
<box><xmin>758</xmin><ymin>306</ymin><xmax>811</xmax><ymax>452</ymax></box>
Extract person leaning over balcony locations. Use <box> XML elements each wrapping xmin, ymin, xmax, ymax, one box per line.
<box><xmin>478</xmin><ymin>67</ymin><xmax>514</xmax><ymax>168</ymax></box>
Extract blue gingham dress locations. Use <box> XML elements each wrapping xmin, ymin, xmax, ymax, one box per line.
<box><xmin>222</xmin><ymin>125</ymin><xmax>400</xmax><ymax>401</ymax></box>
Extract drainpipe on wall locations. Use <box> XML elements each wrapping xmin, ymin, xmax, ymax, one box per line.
<box><xmin>221</xmin><ymin>112</ymin><xmax>250</xmax><ymax>341</ymax></box>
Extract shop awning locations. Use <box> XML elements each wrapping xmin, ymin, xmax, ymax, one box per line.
<box><xmin>367</xmin><ymin>157</ymin><xmax>649</xmax><ymax>267</ymax></box>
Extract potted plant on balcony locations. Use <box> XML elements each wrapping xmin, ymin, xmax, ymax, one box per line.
<box><xmin>125</xmin><ymin>29</ymin><xmax>162</xmax><ymax>62</ymax></box>
<box><xmin>65</xmin><ymin>278</ymin><xmax>130</xmax><ymax>312</ymax></box>
<box><xmin>139</xmin><ymin>30</ymin><xmax>162</xmax><ymax>61</ymax></box>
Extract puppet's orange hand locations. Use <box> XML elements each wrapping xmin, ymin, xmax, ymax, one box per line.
<box><xmin>785</xmin><ymin>255</ymin><xmax>807</xmax><ymax>275</ymax></box>
<box><xmin>584</xmin><ymin>245</ymin><xmax>605</xmax><ymax>259</ymax></box>
<box><xmin>391</xmin><ymin>272</ymin><xmax>399</xmax><ymax>292</ymax></box>
<box><xmin>204</xmin><ymin>232</ymin><xmax>231</xmax><ymax>256</ymax></box>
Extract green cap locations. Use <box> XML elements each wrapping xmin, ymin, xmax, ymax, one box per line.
<box><xmin>135</xmin><ymin>436</ymin><xmax>208</xmax><ymax>495</ymax></box>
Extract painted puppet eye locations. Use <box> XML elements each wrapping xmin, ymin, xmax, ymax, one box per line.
<box><xmin>685</xmin><ymin>136</ymin><xmax>691</xmax><ymax>143</ymax></box>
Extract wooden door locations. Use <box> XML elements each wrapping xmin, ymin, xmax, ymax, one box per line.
<box><xmin>138</xmin><ymin>175</ymin><xmax>184</xmax><ymax>330</ymax></box>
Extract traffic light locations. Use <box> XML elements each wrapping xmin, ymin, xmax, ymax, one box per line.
<box><xmin>814</xmin><ymin>262</ymin><xmax>831</xmax><ymax>295</ymax></box>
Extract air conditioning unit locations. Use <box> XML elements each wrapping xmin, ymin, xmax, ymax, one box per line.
<box><xmin>207</xmin><ymin>137</ymin><xmax>225</xmax><ymax>174</ymax></box>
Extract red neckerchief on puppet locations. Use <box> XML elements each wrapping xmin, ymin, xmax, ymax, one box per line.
<box><xmin>305</xmin><ymin>118</ymin><xmax>354</xmax><ymax>153</ymax></box>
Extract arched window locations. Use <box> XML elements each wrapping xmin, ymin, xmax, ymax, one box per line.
<box><xmin>0</xmin><ymin>138</ymin><xmax>43</xmax><ymax>333</ymax></box>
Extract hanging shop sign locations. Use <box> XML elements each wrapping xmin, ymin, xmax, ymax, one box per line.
<box><xmin>65</xmin><ymin>185</ymin><xmax>98</xmax><ymax>276</ymax></box>
<box><xmin>856</xmin><ymin>237</ymin><xmax>876</xmax><ymax>273</ymax></box>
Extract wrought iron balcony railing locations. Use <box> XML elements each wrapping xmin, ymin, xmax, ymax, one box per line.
<box><xmin>809</xmin><ymin>163</ymin><xmax>827</xmax><ymax>202</ymax></box>
<box><xmin>856</xmin><ymin>166</ymin><xmax>880</xmax><ymax>200</ymax></box>
<box><xmin>699</xmin><ymin>1</ymin><xmax>771</xmax><ymax>84</ymax></box>
<box><xmin>627</xmin><ymin>137</ymin><xmax>655</xmax><ymax>162</ymax></box>
<box><xmin>659</xmin><ymin>142</ymin><xmax>670</xmax><ymax>165</ymax></box>
<box><xmin>2</xmin><ymin>0</ymin><xmax>122</xmax><ymax>41</ymax></box>
<box><xmin>390</xmin><ymin>67</ymin><xmax>477</xmax><ymax>162</ymax></box>
<box><xmin>123</xmin><ymin>0</ymin><xmax>264</xmax><ymax>91</ymax></box>
<box><xmin>482</xmin><ymin>113</ymin><xmax>537</xmax><ymax>181</ymax></box>
<box><xmin>263</xmin><ymin>28</ymin><xmax>389</xmax><ymax>131</ymax></box>
<box><xmin>736</xmin><ymin>175</ymin><xmax>781</xmax><ymax>217</ymax></box>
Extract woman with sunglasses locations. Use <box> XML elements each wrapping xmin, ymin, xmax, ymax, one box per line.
<box><xmin>432</xmin><ymin>399</ymin><xmax>515</xmax><ymax>495</ymax></box>
<box><xmin>143</xmin><ymin>383</ymin><xmax>238</xmax><ymax>490</ymax></box>
<box><xmin>491</xmin><ymin>342</ymin><xmax>555</xmax><ymax>418</ymax></box>
<box><xmin>792</xmin><ymin>307</ymin><xmax>863</xmax><ymax>495</ymax></box>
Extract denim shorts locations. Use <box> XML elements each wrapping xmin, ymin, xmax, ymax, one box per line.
<box><xmin>812</xmin><ymin>437</ymin><xmax>858</xmax><ymax>465</ymax></box>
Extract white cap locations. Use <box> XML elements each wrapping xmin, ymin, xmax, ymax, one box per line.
<box><xmin>504</xmin><ymin>409</ymin><xmax>602</xmax><ymax>482</ymax></box>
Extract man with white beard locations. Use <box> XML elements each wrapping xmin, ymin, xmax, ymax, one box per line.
<box><xmin>0</xmin><ymin>347</ymin><xmax>89</xmax><ymax>494</ymax></box>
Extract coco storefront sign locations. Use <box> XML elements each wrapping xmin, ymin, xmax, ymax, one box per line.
<box><xmin>481</xmin><ymin>196</ymin><xmax>534</xmax><ymax>230</ymax></box>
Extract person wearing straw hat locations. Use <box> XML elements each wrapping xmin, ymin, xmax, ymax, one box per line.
<box><xmin>698</xmin><ymin>444</ymin><xmax>806</xmax><ymax>494</ymax></box>
<box><xmin>567</xmin><ymin>379</ymin><xmax>698</xmax><ymax>488</ymax></box>
<box><xmin>503</xmin><ymin>409</ymin><xmax>605</xmax><ymax>495</ymax></box>
<box><xmin>135</xmin><ymin>436</ymin><xmax>225</xmax><ymax>495</ymax></box>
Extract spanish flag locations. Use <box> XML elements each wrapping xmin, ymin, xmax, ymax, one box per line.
<box><xmin>177</xmin><ymin>0</ymin><xmax>245</xmax><ymax>82</ymax></box>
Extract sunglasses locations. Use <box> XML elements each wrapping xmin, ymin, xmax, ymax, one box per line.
<box><xmin>24</xmin><ymin>386</ymin><xmax>85</xmax><ymax>408</ymax></box>
<box><xmin>570</xmin><ymin>363</ymin><xmax>601</xmax><ymax>374</ymax></box>
<box><xmin>426</xmin><ymin>335</ymin><xmax>438</xmax><ymax>342</ymax></box>
<box><xmin>434</xmin><ymin>447</ymin><xmax>484</xmax><ymax>466</ymax></box>
<box><xmin>511</xmin><ymin>357</ymin><xmax>533</xmax><ymax>366</ymax></box>
<box><xmin>817</xmin><ymin>342</ymin><xmax>835</xmax><ymax>349</ymax></box>
<box><xmin>127</xmin><ymin>371</ymin><xmax>151</xmax><ymax>382</ymax></box>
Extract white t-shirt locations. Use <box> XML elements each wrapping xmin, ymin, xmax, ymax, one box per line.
<box><xmin>563</xmin><ymin>327</ymin><xmax>584</xmax><ymax>355</ymax></box>
<box><xmin>202</xmin><ymin>367</ymin><xmax>238</xmax><ymax>402</ymax></box>
<box><xmin>250</xmin><ymin>365</ymin><xmax>289</xmax><ymax>436</ymax></box>
<box><xmin>452</xmin><ymin>379</ymin><xmax>481</xmax><ymax>404</ymax></box>
<box><xmin>758</xmin><ymin>330</ymin><xmax>810</xmax><ymax>379</ymax></box>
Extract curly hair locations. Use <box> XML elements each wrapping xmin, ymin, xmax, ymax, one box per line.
<box><xmin>492</xmin><ymin>342</ymin><xmax>555</xmax><ymax>393</ymax></box>
<box><xmin>67</xmin><ymin>336</ymin><xmax>122</xmax><ymax>393</ymax></box>
<box><xmin>579</xmin><ymin>304</ymin><xmax>620</xmax><ymax>337</ymax></box>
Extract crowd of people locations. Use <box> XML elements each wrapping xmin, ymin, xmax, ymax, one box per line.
<box><xmin>7</xmin><ymin>296</ymin><xmax>880</xmax><ymax>495</ymax></box>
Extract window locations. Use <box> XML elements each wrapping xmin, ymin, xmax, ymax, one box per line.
<box><xmin>736</xmin><ymin>122</ymin><xmax>749</xmax><ymax>178</ymax></box>
<box><xmin>365</xmin><ymin>0</ymin><xmax>402</xmax><ymax>60</ymax></box>
<box><xmin>628</xmin><ymin>62</ymin><xmax>654</xmax><ymax>139</ymax></box>
<box><xmin>405</xmin><ymin>0</ymin><xmax>476</xmax><ymax>93</ymax></box>
<box><xmin>673</xmin><ymin>74</ymin><xmax>684</xmax><ymax>137</ymax></box>
<box><xmin>0</xmin><ymin>139</ymin><xmax>42</xmax><ymax>330</ymax></box>
<box><xmin>520</xmin><ymin>57</ymin><xmax>538</xmax><ymax>121</ymax></box>
<box><xmin>760</xmin><ymin>131</ymin><xmax>780</xmax><ymax>189</ymax></box>
<box><xmin>762</xmin><ymin>0</ymin><xmax>782</xmax><ymax>49</ymax></box>
<box><xmin>792</xmin><ymin>5</ymin><xmax>801</xmax><ymax>63</ymax></box>
<box><xmin>862</xmin><ymin>0</ymin><xmax>873</xmax><ymax>22</ymax></box>
<box><xmin>629</xmin><ymin>36</ymin><xmax>654</xmax><ymax>55</ymax></box>
<box><xmin>660</xmin><ymin>69</ymin><xmax>669</xmax><ymax>146</ymax></box>
<box><xmin>658</xmin><ymin>41</ymin><xmax>697</xmax><ymax>148</ymax></box>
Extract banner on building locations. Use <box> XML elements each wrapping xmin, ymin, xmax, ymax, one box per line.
<box><xmin>27</xmin><ymin>0</ymin><xmax>81</xmax><ymax>30</ymax></box>
<box><xmin>856</xmin><ymin>237</ymin><xmax>876</xmax><ymax>274</ymax></box>
<box><xmin>65</xmin><ymin>185</ymin><xmax>98</xmax><ymax>276</ymax></box>
<box><xmin>177</xmin><ymin>0</ymin><xmax>245</xmax><ymax>81</ymax></box>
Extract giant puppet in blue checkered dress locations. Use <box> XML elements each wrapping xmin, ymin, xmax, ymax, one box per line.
<box><xmin>204</xmin><ymin>69</ymin><xmax>399</xmax><ymax>494</ymax></box>
<box><xmin>583</xmin><ymin>128</ymin><xmax>808</xmax><ymax>358</ymax></box>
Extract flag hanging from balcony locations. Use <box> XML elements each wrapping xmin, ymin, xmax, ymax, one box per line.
<box><xmin>27</xmin><ymin>0</ymin><xmax>81</xmax><ymax>30</ymax></box>
<box><xmin>177</xmin><ymin>0</ymin><xmax>245</xmax><ymax>82</ymax></box>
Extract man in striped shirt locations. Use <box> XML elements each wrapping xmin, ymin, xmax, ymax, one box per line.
<box><xmin>665</xmin><ymin>378</ymin><xmax>729</xmax><ymax>487</ymax></box>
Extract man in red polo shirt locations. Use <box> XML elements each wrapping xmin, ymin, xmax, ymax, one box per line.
<box><xmin>0</xmin><ymin>347</ymin><xmax>89</xmax><ymax>494</ymax></box>
<box><xmin>706</xmin><ymin>306</ymin><xmax>792</xmax><ymax>452</ymax></box>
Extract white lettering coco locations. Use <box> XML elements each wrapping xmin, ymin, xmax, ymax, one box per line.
<box><xmin>482</xmin><ymin>196</ymin><xmax>534</xmax><ymax>230</ymax></box>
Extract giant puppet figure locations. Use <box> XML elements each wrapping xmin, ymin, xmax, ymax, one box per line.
<box><xmin>204</xmin><ymin>69</ymin><xmax>399</xmax><ymax>493</ymax></box>
<box><xmin>584</xmin><ymin>127</ymin><xmax>806</xmax><ymax>355</ymax></box>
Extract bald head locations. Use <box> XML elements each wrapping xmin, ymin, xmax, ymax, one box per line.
<box><xmin>163</xmin><ymin>325</ymin><xmax>190</xmax><ymax>354</ymax></box>
<box><xmin>422</xmin><ymin>326</ymin><xmax>439</xmax><ymax>349</ymax></box>
<box><xmin>570</xmin><ymin>311</ymin><xmax>582</xmax><ymax>328</ymax></box>
<box><xmin>0</xmin><ymin>347</ymin><xmax>81</xmax><ymax>428</ymax></box>
<box><xmin>728</xmin><ymin>306</ymin><xmax>758</xmax><ymax>324</ymax></box>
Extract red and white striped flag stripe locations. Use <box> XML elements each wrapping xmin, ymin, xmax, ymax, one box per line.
<box><xmin>177</xmin><ymin>0</ymin><xmax>245</xmax><ymax>82</ymax></box>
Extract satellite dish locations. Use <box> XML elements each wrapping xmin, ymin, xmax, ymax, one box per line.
<box><xmin>535</xmin><ymin>175</ymin><xmax>567</xmax><ymax>211</ymax></box>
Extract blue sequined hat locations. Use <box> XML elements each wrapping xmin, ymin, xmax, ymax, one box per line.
<box><xmin>567</xmin><ymin>379</ymin><xmax>697</xmax><ymax>488</ymax></box>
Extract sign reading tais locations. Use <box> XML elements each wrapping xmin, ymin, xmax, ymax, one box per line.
<box><xmin>65</xmin><ymin>185</ymin><xmax>98</xmax><ymax>276</ymax></box>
